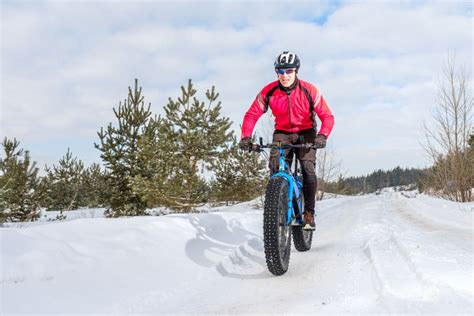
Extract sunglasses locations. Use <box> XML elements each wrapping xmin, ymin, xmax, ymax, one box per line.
<box><xmin>276</xmin><ymin>68</ymin><xmax>296</xmax><ymax>75</ymax></box>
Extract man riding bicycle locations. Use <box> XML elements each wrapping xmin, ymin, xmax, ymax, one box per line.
<box><xmin>239</xmin><ymin>51</ymin><xmax>335</xmax><ymax>230</ymax></box>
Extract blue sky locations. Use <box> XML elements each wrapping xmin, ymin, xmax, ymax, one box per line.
<box><xmin>1</xmin><ymin>0</ymin><xmax>472</xmax><ymax>177</ymax></box>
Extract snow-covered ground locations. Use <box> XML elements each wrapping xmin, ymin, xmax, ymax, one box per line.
<box><xmin>1</xmin><ymin>191</ymin><xmax>473</xmax><ymax>315</ymax></box>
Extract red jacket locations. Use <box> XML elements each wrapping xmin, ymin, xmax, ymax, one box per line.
<box><xmin>241</xmin><ymin>79</ymin><xmax>334</xmax><ymax>139</ymax></box>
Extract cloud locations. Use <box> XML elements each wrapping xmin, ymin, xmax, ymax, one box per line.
<box><xmin>1</xmin><ymin>0</ymin><xmax>472</xmax><ymax>176</ymax></box>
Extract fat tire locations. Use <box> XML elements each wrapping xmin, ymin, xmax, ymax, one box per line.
<box><xmin>292</xmin><ymin>226</ymin><xmax>313</xmax><ymax>251</ymax></box>
<box><xmin>292</xmin><ymin>194</ymin><xmax>313</xmax><ymax>252</ymax></box>
<box><xmin>263</xmin><ymin>177</ymin><xmax>292</xmax><ymax>276</ymax></box>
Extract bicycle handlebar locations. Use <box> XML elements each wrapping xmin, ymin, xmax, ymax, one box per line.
<box><xmin>248</xmin><ymin>137</ymin><xmax>325</xmax><ymax>152</ymax></box>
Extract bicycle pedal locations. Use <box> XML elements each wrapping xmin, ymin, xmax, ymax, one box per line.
<box><xmin>303</xmin><ymin>223</ymin><xmax>316</xmax><ymax>231</ymax></box>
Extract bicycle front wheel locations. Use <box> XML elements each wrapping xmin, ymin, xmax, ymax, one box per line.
<box><xmin>263</xmin><ymin>177</ymin><xmax>292</xmax><ymax>276</ymax></box>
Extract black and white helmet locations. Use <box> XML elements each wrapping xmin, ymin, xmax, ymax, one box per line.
<box><xmin>274</xmin><ymin>51</ymin><xmax>300</xmax><ymax>70</ymax></box>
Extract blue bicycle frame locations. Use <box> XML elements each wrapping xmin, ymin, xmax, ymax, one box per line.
<box><xmin>271</xmin><ymin>147</ymin><xmax>304</xmax><ymax>226</ymax></box>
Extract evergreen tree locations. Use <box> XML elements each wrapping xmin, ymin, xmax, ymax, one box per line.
<box><xmin>134</xmin><ymin>80</ymin><xmax>233</xmax><ymax>211</ymax></box>
<box><xmin>82</xmin><ymin>163</ymin><xmax>108</xmax><ymax>208</ymax></box>
<box><xmin>130</xmin><ymin>116</ymin><xmax>184</xmax><ymax>208</ymax></box>
<box><xmin>210</xmin><ymin>136</ymin><xmax>267</xmax><ymax>205</ymax></box>
<box><xmin>0</xmin><ymin>138</ymin><xmax>43</xmax><ymax>223</ymax></box>
<box><xmin>43</xmin><ymin>148</ymin><xmax>85</xmax><ymax>216</ymax></box>
<box><xmin>389</xmin><ymin>166</ymin><xmax>402</xmax><ymax>187</ymax></box>
<box><xmin>95</xmin><ymin>79</ymin><xmax>155</xmax><ymax>216</ymax></box>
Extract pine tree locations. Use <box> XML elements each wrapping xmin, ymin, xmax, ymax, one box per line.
<box><xmin>43</xmin><ymin>148</ymin><xmax>85</xmax><ymax>217</ymax></box>
<box><xmin>95</xmin><ymin>79</ymin><xmax>155</xmax><ymax>216</ymax></box>
<box><xmin>0</xmin><ymin>138</ymin><xmax>43</xmax><ymax>223</ymax></box>
<box><xmin>210</xmin><ymin>136</ymin><xmax>267</xmax><ymax>205</ymax></box>
<box><xmin>129</xmin><ymin>116</ymin><xmax>182</xmax><ymax>208</ymax></box>
<box><xmin>133</xmin><ymin>80</ymin><xmax>233</xmax><ymax>211</ymax></box>
<box><xmin>82</xmin><ymin>163</ymin><xmax>108</xmax><ymax>208</ymax></box>
<box><xmin>390</xmin><ymin>166</ymin><xmax>402</xmax><ymax>187</ymax></box>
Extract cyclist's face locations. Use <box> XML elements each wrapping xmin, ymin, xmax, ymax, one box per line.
<box><xmin>276</xmin><ymin>68</ymin><xmax>297</xmax><ymax>87</ymax></box>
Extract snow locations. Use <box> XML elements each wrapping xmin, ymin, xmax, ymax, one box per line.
<box><xmin>1</xmin><ymin>191</ymin><xmax>473</xmax><ymax>314</ymax></box>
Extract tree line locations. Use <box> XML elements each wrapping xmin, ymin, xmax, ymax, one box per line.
<box><xmin>325</xmin><ymin>166</ymin><xmax>427</xmax><ymax>195</ymax></box>
<box><xmin>0</xmin><ymin>79</ymin><xmax>266</xmax><ymax>223</ymax></box>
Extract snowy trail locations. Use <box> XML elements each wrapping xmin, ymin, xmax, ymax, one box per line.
<box><xmin>1</xmin><ymin>192</ymin><xmax>473</xmax><ymax>314</ymax></box>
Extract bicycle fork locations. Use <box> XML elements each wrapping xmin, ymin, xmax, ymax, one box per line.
<box><xmin>270</xmin><ymin>172</ymin><xmax>304</xmax><ymax>226</ymax></box>
<box><xmin>272</xmin><ymin>147</ymin><xmax>305</xmax><ymax>226</ymax></box>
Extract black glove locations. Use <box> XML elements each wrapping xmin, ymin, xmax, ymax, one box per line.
<box><xmin>239</xmin><ymin>137</ymin><xmax>252</xmax><ymax>151</ymax></box>
<box><xmin>314</xmin><ymin>134</ymin><xmax>327</xmax><ymax>148</ymax></box>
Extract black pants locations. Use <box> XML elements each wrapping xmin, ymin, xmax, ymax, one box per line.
<box><xmin>269</xmin><ymin>129</ymin><xmax>317</xmax><ymax>214</ymax></box>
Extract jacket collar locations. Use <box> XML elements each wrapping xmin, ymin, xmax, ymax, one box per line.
<box><xmin>278</xmin><ymin>77</ymin><xmax>299</xmax><ymax>94</ymax></box>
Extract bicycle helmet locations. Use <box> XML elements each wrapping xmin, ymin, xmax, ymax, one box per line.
<box><xmin>274</xmin><ymin>51</ymin><xmax>300</xmax><ymax>70</ymax></box>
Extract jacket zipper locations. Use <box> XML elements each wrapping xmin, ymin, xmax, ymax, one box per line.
<box><xmin>287</xmin><ymin>94</ymin><xmax>292</xmax><ymax>130</ymax></box>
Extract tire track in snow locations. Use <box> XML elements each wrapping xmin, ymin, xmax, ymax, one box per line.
<box><xmin>387</xmin><ymin>193</ymin><xmax>473</xmax><ymax>259</ymax></box>
<box><xmin>215</xmin><ymin>237</ymin><xmax>269</xmax><ymax>279</ymax></box>
<box><xmin>361</xmin><ymin>196</ymin><xmax>437</xmax><ymax>302</ymax></box>
<box><xmin>363</xmin><ymin>231</ymin><xmax>434</xmax><ymax>299</ymax></box>
<box><xmin>185</xmin><ymin>213</ymin><xmax>269</xmax><ymax>279</ymax></box>
<box><xmin>392</xmin><ymin>197</ymin><xmax>472</xmax><ymax>237</ymax></box>
<box><xmin>383</xmin><ymin>193</ymin><xmax>474</xmax><ymax>299</ymax></box>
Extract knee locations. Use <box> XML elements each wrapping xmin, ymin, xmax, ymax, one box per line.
<box><xmin>301</xmin><ymin>160</ymin><xmax>316</xmax><ymax>177</ymax></box>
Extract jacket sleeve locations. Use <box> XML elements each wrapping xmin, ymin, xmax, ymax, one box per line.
<box><xmin>241</xmin><ymin>91</ymin><xmax>266</xmax><ymax>138</ymax></box>
<box><xmin>314</xmin><ymin>94</ymin><xmax>334</xmax><ymax>139</ymax></box>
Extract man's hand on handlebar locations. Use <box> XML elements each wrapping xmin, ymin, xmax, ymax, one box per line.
<box><xmin>239</xmin><ymin>137</ymin><xmax>252</xmax><ymax>151</ymax></box>
<box><xmin>314</xmin><ymin>134</ymin><xmax>327</xmax><ymax>148</ymax></box>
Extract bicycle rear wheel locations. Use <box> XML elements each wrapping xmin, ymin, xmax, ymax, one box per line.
<box><xmin>263</xmin><ymin>177</ymin><xmax>292</xmax><ymax>276</ymax></box>
<box><xmin>292</xmin><ymin>194</ymin><xmax>313</xmax><ymax>251</ymax></box>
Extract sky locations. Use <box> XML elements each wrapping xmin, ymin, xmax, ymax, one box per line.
<box><xmin>1</xmin><ymin>0</ymin><xmax>472</xmax><ymax>177</ymax></box>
